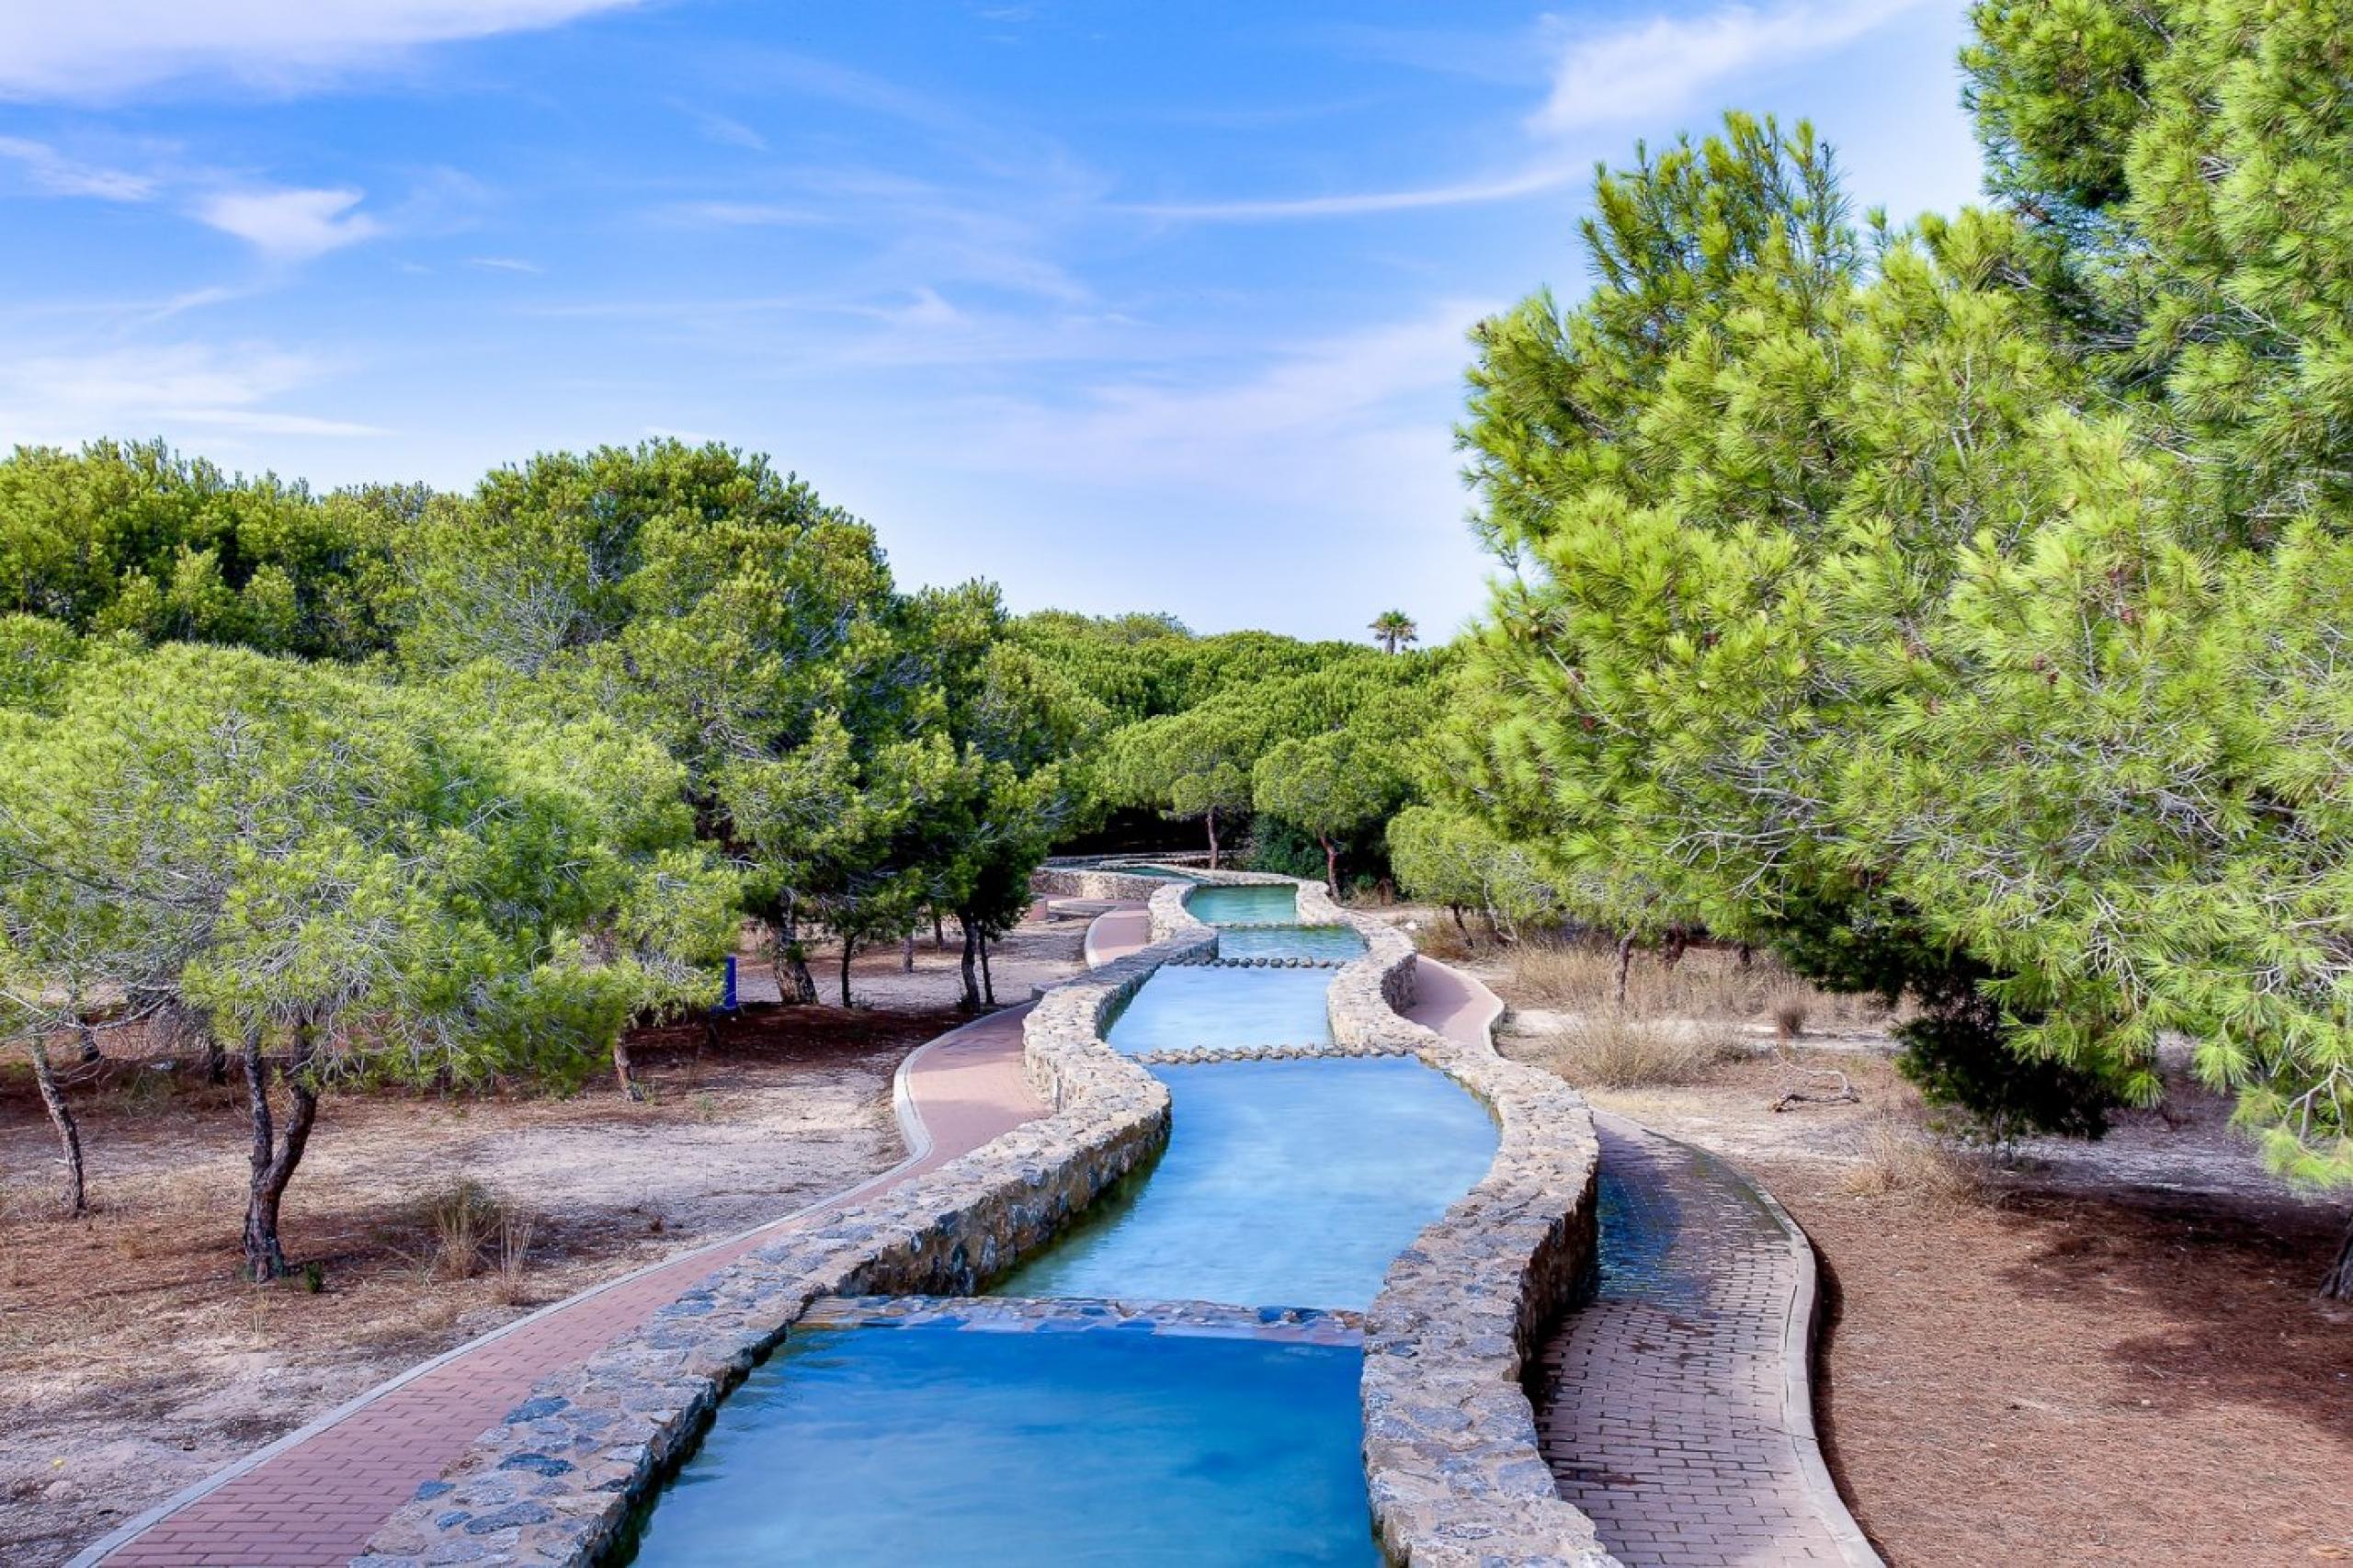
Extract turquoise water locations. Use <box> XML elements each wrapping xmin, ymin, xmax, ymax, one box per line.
<box><xmin>623</xmin><ymin>873</ymin><xmax>1500</xmax><ymax>1562</ymax></box>
<box><xmin>1105</xmin><ymin>863</ymin><xmax>1199</xmax><ymax>881</ymax></box>
<box><xmin>1215</xmin><ymin>923</ymin><xmax>1367</xmax><ymax>962</ymax></box>
<box><xmin>621</xmin><ymin>1324</ymin><xmax>1381</xmax><ymax>1567</ymax></box>
<box><xmin>1185</xmin><ymin>883</ymin><xmax>1300</xmax><ymax>925</ymax></box>
<box><xmin>1105</xmin><ymin>965</ymin><xmax>1335</xmax><ymax>1054</ymax></box>
<box><xmin>993</xmin><ymin>1057</ymin><xmax>1499</xmax><ymax>1309</ymax></box>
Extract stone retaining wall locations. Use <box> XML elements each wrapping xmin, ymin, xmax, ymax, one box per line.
<box><xmin>358</xmin><ymin>869</ymin><xmax>1607</xmax><ymax>1568</ymax></box>
<box><xmin>1158</xmin><ymin>869</ymin><xmax>1616</xmax><ymax>1565</ymax></box>
<box><xmin>354</xmin><ymin>929</ymin><xmax>1213</xmax><ymax>1568</ymax></box>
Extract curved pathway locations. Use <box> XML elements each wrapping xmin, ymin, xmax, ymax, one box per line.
<box><xmin>79</xmin><ymin>1001</ymin><xmax>1053</xmax><ymax>1568</ymax></box>
<box><xmin>1530</xmin><ymin>1111</ymin><xmax>1880</xmax><ymax>1568</ymax></box>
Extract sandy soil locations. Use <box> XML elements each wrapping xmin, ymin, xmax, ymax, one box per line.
<box><xmin>1468</xmin><ymin>944</ymin><xmax>2353</xmax><ymax>1568</ymax></box>
<box><xmin>0</xmin><ymin>910</ymin><xmax>1086</xmax><ymax>1567</ymax></box>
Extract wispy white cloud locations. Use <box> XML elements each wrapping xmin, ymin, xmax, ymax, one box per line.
<box><xmin>1119</xmin><ymin>0</ymin><xmax>1926</xmax><ymax>222</ymax></box>
<box><xmin>674</xmin><ymin>104</ymin><xmax>768</xmax><ymax>153</ymax></box>
<box><xmin>1530</xmin><ymin>0</ymin><xmax>1926</xmax><ymax>134</ymax></box>
<box><xmin>0</xmin><ymin>135</ymin><xmax>154</xmax><ymax>199</ymax></box>
<box><xmin>0</xmin><ymin>341</ymin><xmax>382</xmax><ymax>447</ymax></box>
<box><xmin>945</xmin><ymin>301</ymin><xmax>1487</xmax><ymax>513</ymax></box>
<box><xmin>467</xmin><ymin>255</ymin><xmax>543</xmax><ymax>274</ymax></box>
<box><xmin>193</xmin><ymin>186</ymin><xmax>381</xmax><ymax>261</ymax></box>
<box><xmin>1124</xmin><ymin>165</ymin><xmax>1574</xmax><ymax>222</ymax></box>
<box><xmin>0</xmin><ymin>0</ymin><xmax>641</xmax><ymax>99</ymax></box>
<box><xmin>664</xmin><ymin>200</ymin><xmax>830</xmax><ymax>228</ymax></box>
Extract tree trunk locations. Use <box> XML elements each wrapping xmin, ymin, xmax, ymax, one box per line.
<box><xmin>838</xmin><ymin>938</ymin><xmax>857</xmax><ymax>1008</ymax></box>
<box><xmin>933</xmin><ymin>910</ymin><xmax>948</xmax><ymax>951</ymax></box>
<box><xmin>1660</xmin><ymin>926</ymin><xmax>1689</xmax><ymax>970</ymax></box>
<box><xmin>612</xmin><ymin>1033</ymin><xmax>641</xmax><ymax>1100</ymax></box>
<box><xmin>1206</xmin><ymin>807</ymin><xmax>1221</xmax><ymax>870</ymax></box>
<box><xmin>2323</xmin><ymin>1214</ymin><xmax>2353</xmax><ymax>1301</ymax></box>
<box><xmin>958</xmin><ymin>917</ymin><xmax>982</xmax><ymax>1011</ymax></box>
<box><xmin>28</xmin><ymin>1039</ymin><xmax>85</xmax><ymax>1215</ymax></box>
<box><xmin>1737</xmin><ymin>942</ymin><xmax>1755</xmax><ymax>971</ymax></box>
<box><xmin>1320</xmin><ymin>835</ymin><xmax>1339</xmax><ymax>898</ymax></box>
<box><xmin>75</xmin><ymin>1017</ymin><xmax>100</xmax><ymax>1066</ymax></box>
<box><xmin>902</xmin><ymin>932</ymin><xmax>917</xmax><ymax>972</ymax></box>
<box><xmin>1613</xmin><ymin>932</ymin><xmax>1635</xmax><ymax>1009</ymax></box>
<box><xmin>1449</xmin><ymin>904</ymin><xmax>1470</xmax><ymax>937</ymax></box>
<box><xmin>241</xmin><ymin>1028</ymin><xmax>320</xmax><ymax>1281</ymax></box>
<box><xmin>775</xmin><ymin>898</ymin><xmax>817</xmax><ymax>1005</ymax></box>
<box><xmin>202</xmin><ymin>1030</ymin><xmax>227</xmax><ymax>1086</ymax></box>
<box><xmin>979</xmin><ymin>937</ymin><xmax>996</xmax><ymax>1006</ymax></box>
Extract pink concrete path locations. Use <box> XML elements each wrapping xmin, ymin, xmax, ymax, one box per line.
<box><xmin>85</xmin><ymin>1002</ymin><xmax>1051</xmax><ymax>1568</ymax></box>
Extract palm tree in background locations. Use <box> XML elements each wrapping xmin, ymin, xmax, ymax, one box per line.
<box><xmin>1369</xmin><ymin>609</ymin><xmax>1418</xmax><ymax>654</ymax></box>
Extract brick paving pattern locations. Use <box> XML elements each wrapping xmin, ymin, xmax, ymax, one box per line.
<box><xmin>91</xmin><ymin>999</ymin><xmax>1051</xmax><ymax>1568</ymax></box>
<box><xmin>1533</xmin><ymin>1113</ymin><xmax>1851</xmax><ymax>1567</ymax></box>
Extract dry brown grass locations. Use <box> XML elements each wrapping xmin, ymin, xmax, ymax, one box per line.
<box><xmin>421</xmin><ymin>1180</ymin><xmax>504</xmax><ymax>1282</ymax></box>
<box><xmin>1838</xmin><ymin>1120</ymin><xmax>1986</xmax><ymax>1204</ymax></box>
<box><xmin>1502</xmin><ymin>937</ymin><xmax>1890</xmax><ymax>1032</ymax></box>
<box><xmin>1525</xmin><ymin>1012</ymin><xmax>1746</xmax><ymax>1089</ymax></box>
<box><xmin>491</xmin><ymin>1211</ymin><xmax>538</xmax><ymax>1307</ymax></box>
<box><xmin>1410</xmin><ymin>920</ymin><xmax>1480</xmax><ymax>964</ymax></box>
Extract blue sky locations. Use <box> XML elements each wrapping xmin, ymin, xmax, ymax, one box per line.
<box><xmin>0</xmin><ymin>0</ymin><xmax>1984</xmax><ymax>642</ymax></box>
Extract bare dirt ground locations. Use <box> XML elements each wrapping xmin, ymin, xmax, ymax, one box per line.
<box><xmin>1405</xmin><ymin>917</ymin><xmax>2353</xmax><ymax>1568</ymax></box>
<box><xmin>0</xmin><ymin>910</ymin><xmax>1086</xmax><ymax>1567</ymax></box>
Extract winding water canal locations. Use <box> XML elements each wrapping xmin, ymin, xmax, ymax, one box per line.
<box><xmin>620</xmin><ymin>878</ymin><xmax>1498</xmax><ymax>1565</ymax></box>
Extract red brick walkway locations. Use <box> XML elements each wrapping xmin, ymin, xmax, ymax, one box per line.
<box><xmin>1404</xmin><ymin>955</ymin><xmax>1871</xmax><ymax>1567</ymax></box>
<box><xmin>83</xmin><ymin>1002</ymin><xmax>1051</xmax><ymax>1568</ymax></box>
<box><xmin>1532</xmin><ymin>1112</ymin><xmax>1878</xmax><ymax>1567</ymax></box>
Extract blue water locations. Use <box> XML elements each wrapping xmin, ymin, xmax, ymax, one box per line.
<box><xmin>1105</xmin><ymin>965</ymin><xmax>1336</xmax><ymax>1055</ymax></box>
<box><xmin>1185</xmin><ymin>883</ymin><xmax>1300</xmax><ymax>925</ymax></box>
<box><xmin>625</xmin><ymin>876</ymin><xmax>1501</xmax><ymax>1562</ymax></box>
<box><xmin>622</xmin><ymin>1325</ymin><xmax>1381</xmax><ymax>1567</ymax></box>
<box><xmin>1214</xmin><ymin>924</ymin><xmax>1367</xmax><ymax>962</ymax></box>
<box><xmin>993</xmin><ymin>1058</ymin><xmax>1499</xmax><ymax>1309</ymax></box>
<box><xmin>1106</xmin><ymin>863</ymin><xmax>1199</xmax><ymax>881</ymax></box>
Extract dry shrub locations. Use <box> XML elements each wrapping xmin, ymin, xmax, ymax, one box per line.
<box><xmin>1503</xmin><ymin>936</ymin><xmax>1893</xmax><ymax>1034</ymax></box>
<box><xmin>492</xmin><ymin>1212</ymin><xmax>538</xmax><ymax>1307</ymax></box>
<box><xmin>423</xmin><ymin>1180</ymin><xmax>504</xmax><ymax>1281</ymax></box>
<box><xmin>1506</xmin><ymin>941</ymin><xmax>1620</xmax><ymax>1009</ymax></box>
<box><xmin>1839</xmin><ymin>1121</ymin><xmax>1984</xmax><ymax>1204</ymax></box>
<box><xmin>1413</xmin><ymin>921</ymin><xmax>1477</xmax><ymax>963</ymax></box>
<box><xmin>1539</xmin><ymin>1013</ymin><xmax>1744</xmax><ymax>1089</ymax></box>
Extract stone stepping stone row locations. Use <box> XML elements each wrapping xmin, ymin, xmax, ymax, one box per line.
<box><xmin>1205</xmin><ymin>956</ymin><xmax>1348</xmax><ymax>970</ymax></box>
<box><xmin>1131</xmin><ymin>1041</ymin><xmax>1413</xmax><ymax>1065</ymax></box>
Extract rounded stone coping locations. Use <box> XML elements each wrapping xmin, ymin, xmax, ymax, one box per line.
<box><xmin>73</xmin><ymin>1001</ymin><xmax>1025</xmax><ymax>1568</ymax></box>
<box><xmin>356</xmin><ymin>927</ymin><xmax>1216</xmax><ymax>1568</ymax></box>
<box><xmin>1596</xmin><ymin>1111</ymin><xmax>1884</xmax><ymax>1568</ymax></box>
<box><xmin>1126</xmin><ymin>872</ymin><xmax>1616</xmax><ymax>1566</ymax></box>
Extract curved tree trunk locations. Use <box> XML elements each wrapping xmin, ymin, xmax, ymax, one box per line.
<box><xmin>2323</xmin><ymin>1215</ymin><xmax>2353</xmax><ymax>1301</ymax></box>
<box><xmin>611</xmin><ymin>1034</ymin><xmax>641</xmax><ymax>1101</ymax></box>
<box><xmin>1613</xmin><ymin>932</ymin><xmax>1636</xmax><ymax>1009</ymax></box>
<box><xmin>241</xmin><ymin>1028</ymin><xmax>321</xmax><ymax>1281</ymax></box>
<box><xmin>958</xmin><ymin>917</ymin><xmax>982</xmax><ymax>1011</ymax></box>
<box><xmin>775</xmin><ymin>897</ymin><xmax>818</xmax><ymax>1006</ymax></box>
<box><xmin>838</xmin><ymin>937</ymin><xmax>857</xmax><ymax>1008</ymax></box>
<box><xmin>978</xmin><ymin>935</ymin><xmax>995</xmax><ymax>1006</ymax></box>
<box><xmin>1205</xmin><ymin>806</ymin><xmax>1221</xmax><ymax>870</ymax></box>
<box><xmin>1320</xmin><ymin>835</ymin><xmax>1339</xmax><ymax>898</ymax></box>
<box><xmin>28</xmin><ymin>1039</ymin><xmax>85</xmax><ymax>1215</ymax></box>
<box><xmin>934</xmin><ymin>910</ymin><xmax>948</xmax><ymax>951</ymax></box>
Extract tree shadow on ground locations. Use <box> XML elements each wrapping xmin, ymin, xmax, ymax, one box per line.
<box><xmin>1986</xmin><ymin>1185</ymin><xmax>2353</xmax><ymax>1444</ymax></box>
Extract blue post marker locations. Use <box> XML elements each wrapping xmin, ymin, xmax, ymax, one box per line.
<box><xmin>720</xmin><ymin>954</ymin><xmax>740</xmax><ymax>1013</ymax></box>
